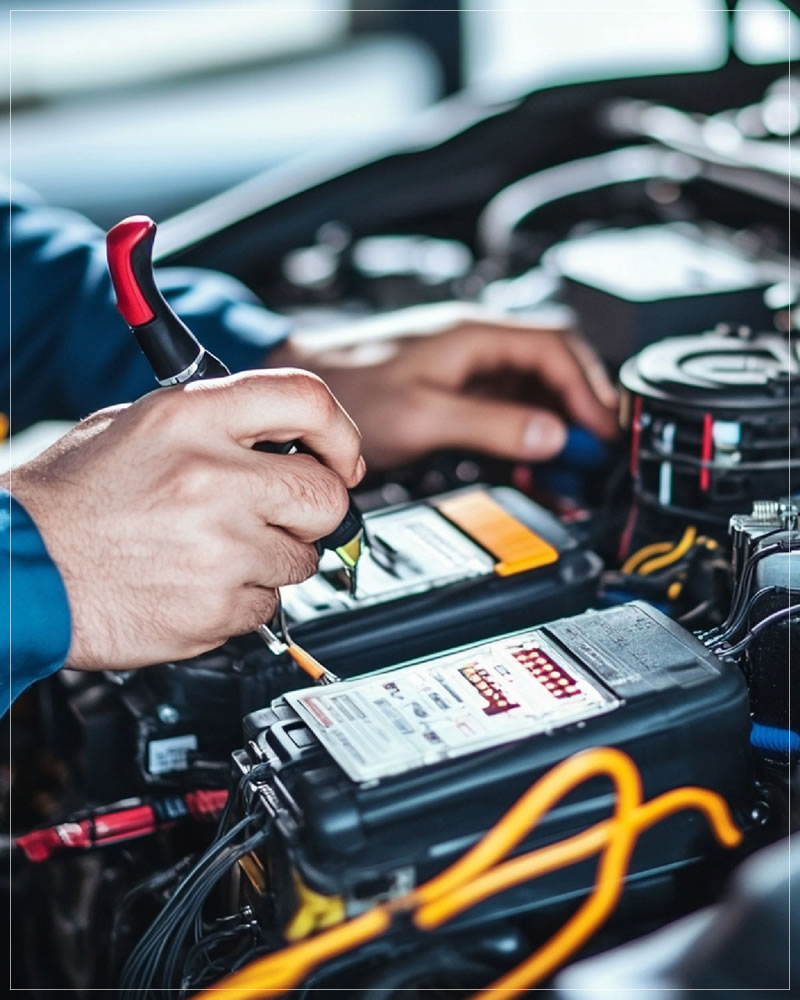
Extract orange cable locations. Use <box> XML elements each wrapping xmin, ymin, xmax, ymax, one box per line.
<box><xmin>413</xmin><ymin>747</ymin><xmax>641</xmax><ymax>908</ymax></box>
<box><xmin>415</xmin><ymin>785</ymin><xmax>741</xmax><ymax>930</ymax></box>
<box><xmin>466</xmin><ymin>787</ymin><xmax>742</xmax><ymax>999</ymax></box>
<box><xmin>286</xmin><ymin>644</ymin><xmax>327</xmax><ymax>683</ymax></box>
<box><xmin>192</xmin><ymin>749</ymin><xmax>741</xmax><ymax>1000</ymax></box>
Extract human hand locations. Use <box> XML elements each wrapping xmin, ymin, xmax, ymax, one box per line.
<box><xmin>7</xmin><ymin>370</ymin><xmax>364</xmax><ymax>671</ymax></box>
<box><xmin>271</xmin><ymin>303</ymin><xmax>618</xmax><ymax>468</ymax></box>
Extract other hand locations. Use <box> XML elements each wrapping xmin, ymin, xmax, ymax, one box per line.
<box><xmin>271</xmin><ymin>303</ymin><xmax>618</xmax><ymax>469</ymax></box>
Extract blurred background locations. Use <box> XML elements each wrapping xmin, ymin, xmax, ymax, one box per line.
<box><xmin>5</xmin><ymin>1</ymin><xmax>798</xmax><ymax>227</ymax></box>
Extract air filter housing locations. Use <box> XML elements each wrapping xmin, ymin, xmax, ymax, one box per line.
<box><xmin>619</xmin><ymin>328</ymin><xmax>798</xmax><ymax>537</ymax></box>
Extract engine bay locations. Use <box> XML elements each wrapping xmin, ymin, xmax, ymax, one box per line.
<box><xmin>6</xmin><ymin>52</ymin><xmax>799</xmax><ymax>998</ymax></box>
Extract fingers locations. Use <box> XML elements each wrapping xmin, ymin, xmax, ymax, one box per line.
<box><xmin>168</xmin><ymin>369</ymin><xmax>365</xmax><ymax>487</ymax></box>
<box><xmin>240</xmin><ymin>451</ymin><xmax>352</xmax><ymax>543</ymax></box>
<box><xmin>240</xmin><ymin>525</ymin><xmax>321</xmax><ymax>589</ymax></box>
<box><xmin>212</xmin><ymin>529</ymin><xmax>320</xmax><ymax>640</ymax></box>
<box><xmin>430</xmin><ymin>324</ymin><xmax>618</xmax><ymax>440</ymax></box>
<box><xmin>413</xmin><ymin>387</ymin><xmax>568</xmax><ymax>461</ymax></box>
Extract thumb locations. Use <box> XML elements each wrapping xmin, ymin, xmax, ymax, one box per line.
<box><xmin>424</xmin><ymin>389</ymin><xmax>567</xmax><ymax>462</ymax></box>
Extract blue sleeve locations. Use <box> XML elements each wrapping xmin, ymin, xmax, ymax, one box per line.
<box><xmin>3</xmin><ymin>184</ymin><xmax>291</xmax><ymax>432</ymax></box>
<box><xmin>1</xmin><ymin>489</ymin><xmax>72</xmax><ymax>713</ymax></box>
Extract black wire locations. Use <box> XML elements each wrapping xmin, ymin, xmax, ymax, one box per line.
<box><xmin>160</xmin><ymin>827</ymin><xmax>268</xmax><ymax>996</ymax></box>
<box><xmin>120</xmin><ymin>814</ymin><xmax>257</xmax><ymax>997</ymax></box>
<box><xmin>120</xmin><ymin>821</ymin><xmax>250</xmax><ymax>986</ymax></box>
<box><xmin>702</xmin><ymin>542</ymin><xmax>786</xmax><ymax>642</ymax></box>
<box><xmin>130</xmin><ymin>840</ymin><xmax>251</xmax><ymax>1000</ymax></box>
<box><xmin>708</xmin><ymin>585</ymin><xmax>785</xmax><ymax>649</ymax></box>
<box><xmin>214</xmin><ymin>761</ymin><xmax>273</xmax><ymax>842</ymax></box>
<box><xmin>179</xmin><ymin>923</ymin><xmax>251</xmax><ymax>997</ymax></box>
<box><xmin>108</xmin><ymin>854</ymin><xmax>196</xmax><ymax>979</ymax></box>
<box><xmin>157</xmin><ymin>835</ymin><xmax>261</xmax><ymax>997</ymax></box>
<box><xmin>195</xmin><ymin>761</ymin><xmax>273</xmax><ymax>949</ymax></box>
<box><xmin>162</xmin><ymin>813</ymin><xmax>273</xmax><ymax>997</ymax></box>
<box><xmin>716</xmin><ymin>603</ymin><xmax>800</xmax><ymax>659</ymax></box>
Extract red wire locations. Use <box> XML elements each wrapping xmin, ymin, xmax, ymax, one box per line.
<box><xmin>700</xmin><ymin>412</ymin><xmax>713</xmax><ymax>492</ymax></box>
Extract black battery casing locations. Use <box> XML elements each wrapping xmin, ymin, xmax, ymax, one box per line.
<box><xmin>284</xmin><ymin>484</ymin><xmax>601</xmax><ymax>677</ymax></box>
<box><xmin>240</xmin><ymin>602</ymin><xmax>753</xmax><ymax>935</ymax></box>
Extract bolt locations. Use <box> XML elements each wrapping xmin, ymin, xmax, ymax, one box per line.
<box><xmin>156</xmin><ymin>704</ymin><xmax>179</xmax><ymax>725</ymax></box>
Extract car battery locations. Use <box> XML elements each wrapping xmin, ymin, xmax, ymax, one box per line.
<box><xmin>280</xmin><ymin>484</ymin><xmax>601</xmax><ymax>676</ymax></box>
<box><xmin>238</xmin><ymin>601</ymin><xmax>753</xmax><ymax>944</ymax></box>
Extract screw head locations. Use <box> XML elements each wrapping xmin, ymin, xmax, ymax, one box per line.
<box><xmin>156</xmin><ymin>704</ymin><xmax>179</xmax><ymax>725</ymax></box>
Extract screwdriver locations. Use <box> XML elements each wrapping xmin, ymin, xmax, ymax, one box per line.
<box><xmin>105</xmin><ymin>215</ymin><xmax>366</xmax><ymax>590</ymax></box>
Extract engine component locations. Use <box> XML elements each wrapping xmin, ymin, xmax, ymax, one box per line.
<box><xmin>548</xmin><ymin>224</ymin><xmax>779</xmax><ymax>364</ymax></box>
<box><xmin>618</xmin><ymin>327</ymin><xmax>798</xmax><ymax>548</ymax></box>
<box><xmin>237</xmin><ymin>601</ymin><xmax>753</xmax><ymax>953</ymax></box>
<box><xmin>703</xmin><ymin>500</ymin><xmax>799</xmax><ymax>753</ymax></box>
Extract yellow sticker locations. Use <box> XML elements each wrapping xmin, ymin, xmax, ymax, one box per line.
<box><xmin>435</xmin><ymin>490</ymin><xmax>558</xmax><ymax>576</ymax></box>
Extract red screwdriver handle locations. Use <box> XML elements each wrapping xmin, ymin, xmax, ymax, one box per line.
<box><xmin>106</xmin><ymin>215</ymin><xmax>228</xmax><ymax>384</ymax></box>
<box><xmin>106</xmin><ymin>216</ymin><xmax>158</xmax><ymax>326</ymax></box>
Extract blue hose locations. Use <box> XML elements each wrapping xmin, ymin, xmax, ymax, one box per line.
<box><xmin>750</xmin><ymin>723</ymin><xmax>800</xmax><ymax>754</ymax></box>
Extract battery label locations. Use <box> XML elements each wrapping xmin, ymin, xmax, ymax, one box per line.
<box><xmin>284</xmin><ymin>632</ymin><xmax>620</xmax><ymax>782</ymax></box>
<box><xmin>281</xmin><ymin>502</ymin><xmax>495</xmax><ymax>622</ymax></box>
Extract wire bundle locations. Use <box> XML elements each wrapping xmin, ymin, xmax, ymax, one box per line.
<box><xmin>699</xmin><ymin>533</ymin><xmax>799</xmax><ymax>659</ymax></box>
<box><xmin>192</xmin><ymin>746</ymin><xmax>742</xmax><ymax>1000</ymax></box>
<box><xmin>119</xmin><ymin>762</ymin><xmax>275</xmax><ymax>999</ymax></box>
<box><xmin>603</xmin><ymin>524</ymin><xmax>727</xmax><ymax>623</ymax></box>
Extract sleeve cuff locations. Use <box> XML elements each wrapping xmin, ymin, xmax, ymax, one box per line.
<box><xmin>2</xmin><ymin>491</ymin><xmax>72</xmax><ymax>710</ymax></box>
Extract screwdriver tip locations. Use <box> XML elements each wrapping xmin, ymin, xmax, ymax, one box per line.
<box><xmin>334</xmin><ymin>529</ymin><xmax>365</xmax><ymax>571</ymax></box>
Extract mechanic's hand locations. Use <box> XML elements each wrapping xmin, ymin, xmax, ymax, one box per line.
<box><xmin>270</xmin><ymin>303</ymin><xmax>618</xmax><ymax>468</ymax></box>
<box><xmin>7</xmin><ymin>370</ymin><xmax>364</xmax><ymax>671</ymax></box>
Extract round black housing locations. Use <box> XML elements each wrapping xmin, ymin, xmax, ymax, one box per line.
<box><xmin>619</xmin><ymin>328</ymin><xmax>798</xmax><ymax>536</ymax></box>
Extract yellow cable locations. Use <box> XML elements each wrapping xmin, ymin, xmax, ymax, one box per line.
<box><xmin>413</xmin><ymin>748</ymin><xmax>641</xmax><ymax>906</ymax></box>
<box><xmin>620</xmin><ymin>540</ymin><xmax>674</xmax><ymax>575</ymax></box>
<box><xmin>192</xmin><ymin>749</ymin><xmax>740</xmax><ymax>1000</ymax></box>
<box><xmin>195</xmin><ymin>749</ymin><xmax>640</xmax><ymax>999</ymax></box>
<box><xmin>637</xmin><ymin>526</ymin><xmax>697</xmax><ymax>576</ymax></box>
<box><xmin>469</xmin><ymin>786</ymin><xmax>740</xmax><ymax>1000</ymax></box>
<box><xmin>415</xmin><ymin>785</ymin><xmax>741</xmax><ymax>930</ymax></box>
<box><xmin>191</xmin><ymin>907</ymin><xmax>391</xmax><ymax>999</ymax></box>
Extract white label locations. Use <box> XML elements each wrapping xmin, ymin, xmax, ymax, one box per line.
<box><xmin>281</xmin><ymin>503</ymin><xmax>495</xmax><ymax>622</ymax></box>
<box><xmin>147</xmin><ymin>734</ymin><xmax>198</xmax><ymax>775</ymax></box>
<box><xmin>285</xmin><ymin>632</ymin><xmax>619</xmax><ymax>783</ymax></box>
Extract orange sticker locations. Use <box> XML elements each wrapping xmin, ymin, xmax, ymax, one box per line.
<box><xmin>435</xmin><ymin>491</ymin><xmax>558</xmax><ymax>576</ymax></box>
